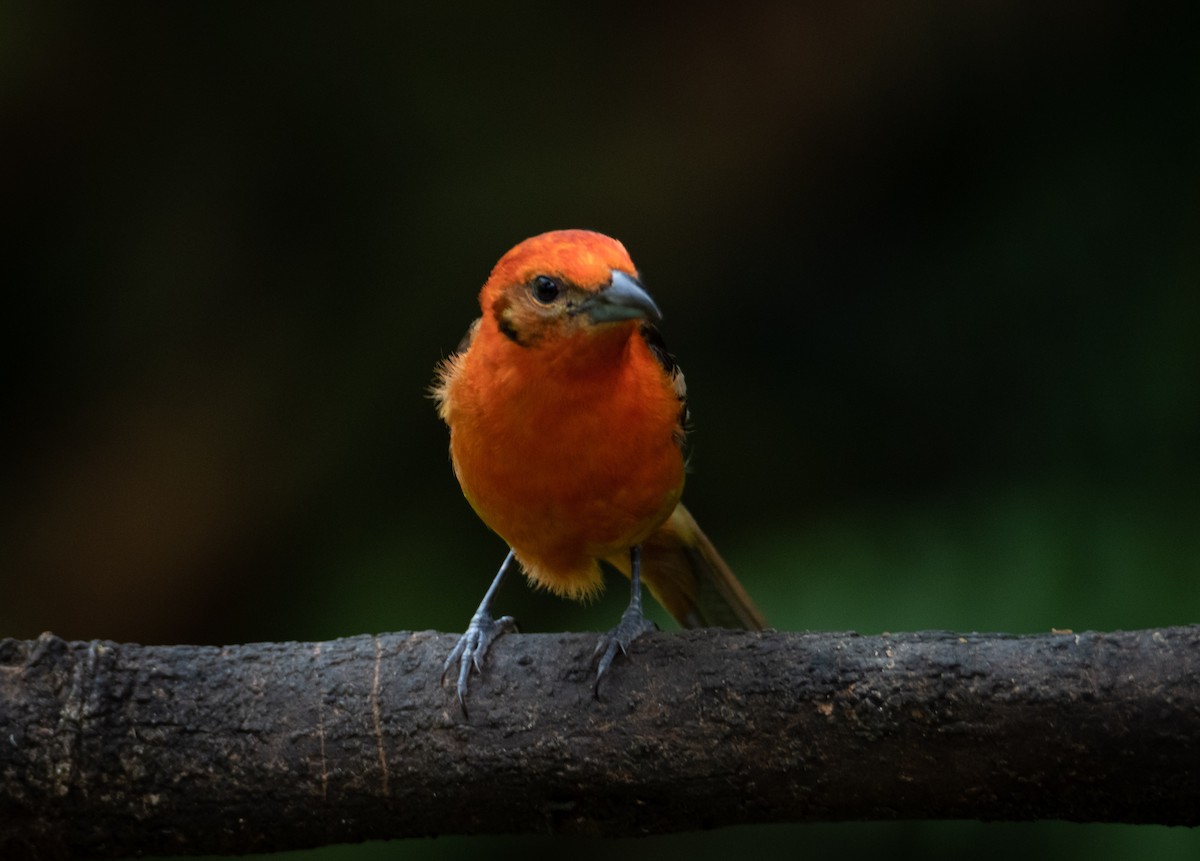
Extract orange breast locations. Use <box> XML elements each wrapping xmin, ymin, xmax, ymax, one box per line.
<box><xmin>445</xmin><ymin>322</ymin><xmax>684</xmax><ymax>597</ymax></box>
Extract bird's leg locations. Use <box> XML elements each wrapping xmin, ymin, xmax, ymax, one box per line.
<box><xmin>442</xmin><ymin>549</ymin><xmax>518</xmax><ymax>714</ymax></box>
<box><xmin>593</xmin><ymin>545</ymin><xmax>659</xmax><ymax>694</ymax></box>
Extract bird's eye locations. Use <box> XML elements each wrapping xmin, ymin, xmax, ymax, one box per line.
<box><xmin>531</xmin><ymin>275</ymin><xmax>562</xmax><ymax>304</ymax></box>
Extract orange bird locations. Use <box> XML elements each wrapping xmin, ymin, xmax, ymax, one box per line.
<box><xmin>433</xmin><ymin>229</ymin><xmax>765</xmax><ymax>707</ymax></box>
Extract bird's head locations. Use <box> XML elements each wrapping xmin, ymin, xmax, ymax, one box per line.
<box><xmin>479</xmin><ymin>230</ymin><xmax>661</xmax><ymax>347</ymax></box>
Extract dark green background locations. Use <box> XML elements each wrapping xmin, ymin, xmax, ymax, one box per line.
<box><xmin>4</xmin><ymin>3</ymin><xmax>1198</xmax><ymax>858</ymax></box>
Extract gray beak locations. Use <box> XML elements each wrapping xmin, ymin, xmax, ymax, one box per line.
<box><xmin>583</xmin><ymin>270</ymin><xmax>663</xmax><ymax>323</ymax></box>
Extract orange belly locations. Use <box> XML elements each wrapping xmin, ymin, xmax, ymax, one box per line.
<box><xmin>448</xmin><ymin>336</ymin><xmax>684</xmax><ymax>597</ymax></box>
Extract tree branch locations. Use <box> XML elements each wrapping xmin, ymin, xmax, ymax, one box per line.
<box><xmin>2</xmin><ymin>625</ymin><xmax>1198</xmax><ymax>859</ymax></box>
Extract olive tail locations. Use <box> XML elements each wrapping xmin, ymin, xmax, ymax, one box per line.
<box><xmin>606</xmin><ymin>504</ymin><xmax>767</xmax><ymax>630</ymax></box>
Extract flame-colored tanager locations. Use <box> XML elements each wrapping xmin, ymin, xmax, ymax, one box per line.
<box><xmin>433</xmin><ymin>229</ymin><xmax>765</xmax><ymax>708</ymax></box>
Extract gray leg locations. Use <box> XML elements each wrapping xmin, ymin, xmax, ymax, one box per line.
<box><xmin>442</xmin><ymin>549</ymin><xmax>518</xmax><ymax>714</ymax></box>
<box><xmin>593</xmin><ymin>545</ymin><xmax>658</xmax><ymax>694</ymax></box>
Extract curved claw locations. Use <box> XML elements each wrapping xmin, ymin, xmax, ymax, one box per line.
<box><xmin>443</xmin><ymin>549</ymin><xmax>518</xmax><ymax>716</ymax></box>
<box><xmin>443</xmin><ymin>612</ymin><xmax>517</xmax><ymax>715</ymax></box>
<box><xmin>592</xmin><ymin>605</ymin><xmax>658</xmax><ymax>696</ymax></box>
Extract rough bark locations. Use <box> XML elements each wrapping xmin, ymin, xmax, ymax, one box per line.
<box><xmin>1</xmin><ymin>625</ymin><xmax>1198</xmax><ymax>859</ymax></box>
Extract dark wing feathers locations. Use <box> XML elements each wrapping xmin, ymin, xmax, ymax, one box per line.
<box><xmin>639</xmin><ymin>321</ymin><xmax>689</xmax><ymax>449</ymax></box>
<box><xmin>454</xmin><ymin>317</ymin><xmax>481</xmax><ymax>354</ymax></box>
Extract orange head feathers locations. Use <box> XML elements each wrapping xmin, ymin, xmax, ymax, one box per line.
<box><xmin>476</xmin><ymin>229</ymin><xmax>661</xmax><ymax>351</ymax></box>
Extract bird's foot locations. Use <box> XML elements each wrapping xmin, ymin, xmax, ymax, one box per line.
<box><xmin>592</xmin><ymin>604</ymin><xmax>658</xmax><ymax>695</ymax></box>
<box><xmin>443</xmin><ymin>611</ymin><xmax>517</xmax><ymax>715</ymax></box>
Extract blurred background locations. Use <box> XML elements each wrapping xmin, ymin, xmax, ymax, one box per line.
<box><xmin>3</xmin><ymin>2</ymin><xmax>1198</xmax><ymax>859</ymax></box>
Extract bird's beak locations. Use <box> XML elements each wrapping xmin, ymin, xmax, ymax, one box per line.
<box><xmin>583</xmin><ymin>270</ymin><xmax>663</xmax><ymax>323</ymax></box>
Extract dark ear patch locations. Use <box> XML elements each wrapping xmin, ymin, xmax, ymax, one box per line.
<box><xmin>491</xmin><ymin>294</ymin><xmax>527</xmax><ymax>346</ymax></box>
<box><xmin>497</xmin><ymin>314</ymin><xmax>524</xmax><ymax>345</ymax></box>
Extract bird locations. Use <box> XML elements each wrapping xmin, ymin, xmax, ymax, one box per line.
<box><xmin>432</xmin><ymin>229</ymin><xmax>765</xmax><ymax>710</ymax></box>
